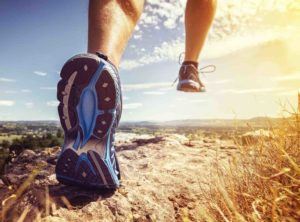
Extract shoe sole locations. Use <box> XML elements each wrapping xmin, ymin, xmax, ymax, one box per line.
<box><xmin>55</xmin><ymin>54</ymin><xmax>120</xmax><ymax>189</ymax></box>
<box><xmin>177</xmin><ymin>83</ymin><xmax>205</xmax><ymax>93</ymax></box>
<box><xmin>177</xmin><ymin>86</ymin><xmax>199</xmax><ymax>92</ymax></box>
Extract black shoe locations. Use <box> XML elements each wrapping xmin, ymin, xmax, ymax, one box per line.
<box><xmin>55</xmin><ymin>53</ymin><xmax>122</xmax><ymax>189</ymax></box>
<box><xmin>176</xmin><ymin>64</ymin><xmax>216</xmax><ymax>93</ymax></box>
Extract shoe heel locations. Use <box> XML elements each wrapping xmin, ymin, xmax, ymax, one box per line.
<box><xmin>56</xmin><ymin>148</ymin><xmax>119</xmax><ymax>188</ymax></box>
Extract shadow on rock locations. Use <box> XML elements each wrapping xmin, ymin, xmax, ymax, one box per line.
<box><xmin>49</xmin><ymin>184</ymin><xmax>115</xmax><ymax>208</ymax></box>
<box><xmin>116</xmin><ymin>136</ymin><xmax>165</xmax><ymax>151</ymax></box>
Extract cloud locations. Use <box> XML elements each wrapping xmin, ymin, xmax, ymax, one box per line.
<box><xmin>21</xmin><ymin>89</ymin><xmax>31</xmax><ymax>93</ymax></box>
<box><xmin>34</xmin><ymin>71</ymin><xmax>47</xmax><ymax>76</ymax></box>
<box><xmin>0</xmin><ymin>77</ymin><xmax>15</xmax><ymax>82</ymax></box>
<box><xmin>209</xmin><ymin>79</ymin><xmax>233</xmax><ymax>84</ymax></box>
<box><xmin>277</xmin><ymin>89</ymin><xmax>300</xmax><ymax>96</ymax></box>
<box><xmin>273</xmin><ymin>72</ymin><xmax>300</xmax><ymax>81</ymax></box>
<box><xmin>4</xmin><ymin>90</ymin><xmax>17</xmax><ymax>94</ymax></box>
<box><xmin>141</xmin><ymin>0</ymin><xmax>186</xmax><ymax>29</ymax></box>
<box><xmin>120</xmin><ymin>60</ymin><xmax>141</xmax><ymax>70</ymax></box>
<box><xmin>158</xmin><ymin>86</ymin><xmax>173</xmax><ymax>91</ymax></box>
<box><xmin>120</xmin><ymin>0</ymin><xmax>297</xmax><ymax>71</ymax></box>
<box><xmin>123</xmin><ymin>82</ymin><xmax>171</xmax><ymax>91</ymax></box>
<box><xmin>189</xmin><ymin>99</ymin><xmax>207</xmax><ymax>103</ymax></box>
<box><xmin>0</xmin><ymin>100</ymin><xmax>15</xmax><ymax>106</ymax></box>
<box><xmin>141</xmin><ymin>0</ymin><xmax>296</xmax><ymax>35</ymax></box>
<box><xmin>120</xmin><ymin>38</ymin><xmax>183</xmax><ymax>70</ymax></box>
<box><xmin>123</xmin><ymin>103</ymin><xmax>143</xmax><ymax>110</ymax></box>
<box><xmin>133</xmin><ymin>34</ymin><xmax>142</xmax><ymax>40</ymax></box>
<box><xmin>40</xmin><ymin>86</ymin><xmax>56</xmax><ymax>90</ymax></box>
<box><xmin>143</xmin><ymin>91</ymin><xmax>166</xmax><ymax>95</ymax></box>
<box><xmin>217</xmin><ymin>87</ymin><xmax>285</xmax><ymax>94</ymax></box>
<box><xmin>46</xmin><ymin>101</ymin><xmax>59</xmax><ymax>106</ymax></box>
<box><xmin>25</xmin><ymin>102</ymin><xmax>34</xmax><ymax>108</ymax></box>
<box><xmin>4</xmin><ymin>89</ymin><xmax>31</xmax><ymax>94</ymax></box>
<box><xmin>122</xmin><ymin>29</ymin><xmax>290</xmax><ymax>71</ymax></box>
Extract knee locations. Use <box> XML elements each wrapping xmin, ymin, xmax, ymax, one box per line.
<box><xmin>116</xmin><ymin>0</ymin><xmax>143</xmax><ymax>23</ymax></box>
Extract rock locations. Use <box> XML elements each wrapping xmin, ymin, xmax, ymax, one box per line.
<box><xmin>121</xmin><ymin>151</ymin><xmax>137</xmax><ymax>160</ymax></box>
<box><xmin>5</xmin><ymin>173</ymin><xmax>19</xmax><ymax>184</ymax></box>
<box><xmin>133</xmin><ymin>137</ymin><xmax>164</xmax><ymax>146</ymax></box>
<box><xmin>138</xmin><ymin>161</ymin><xmax>148</xmax><ymax>169</ymax></box>
<box><xmin>203</xmin><ymin>138</ymin><xmax>215</xmax><ymax>143</ymax></box>
<box><xmin>166</xmin><ymin>134</ymin><xmax>188</xmax><ymax>144</ymax></box>
<box><xmin>3</xmin><ymin>173</ymin><xmax>26</xmax><ymax>185</ymax></box>
<box><xmin>219</xmin><ymin>134</ymin><xmax>232</xmax><ymax>140</ymax></box>
<box><xmin>241</xmin><ymin>129</ymin><xmax>274</xmax><ymax>145</ymax></box>
<box><xmin>17</xmin><ymin>149</ymin><xmax>37</xmax><ymax>162</ymax></box>
<box><xmin>48</xmin><ymin>174</ymin><xmax>58</xmax><ymax>183</ymax></box>
<box><xmin>36</xmin><ymin>170</ymin><xmax>48</xmax><ymax>179</ymax></box>
<box><xmin>184</xmin><ymin>142</ymin><xmax>196</xmax><ymax>147</ymax></box>
<box><xmin>203</xmin><ymin>139</ymin><xmax>210</xmax><ymax>143</ymax></box>
<box><xmin>25</xmin><ymin>163</ymin><xmax>36</xmax><ymax>171</ymax></box>
<box><xmin>220</xmin><ymin>144</ymin><xmax>237</xmax><ymax>149</ymax></box>
<box><xmin>187</xmin><ymin>202</ymin><xmax>195</xmax><ymax>209</ymax></box>
<box><xmin>47</xmin><ymin>156</ymin><xmax>58</xmax><ymax>165</ymax></box>
<box><xmin>0</xmin><ymin>132</ymin><xmax>241</xmax><ymax>222</ymax></box>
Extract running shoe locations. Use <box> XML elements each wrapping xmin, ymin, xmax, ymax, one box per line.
<box><xmin>176</xmin><ymin>64</ymin><xmax>206</xmax><ymax>92</ymax></box>
<box><xmin>175</xmin><ymin>63</ymin><xmax>216</xmax><ymax>92</ymax></box>
<box><xmin>55</xmin><ymin>52</ymin><xmax>122</xmax><ymax>189</ymax></box>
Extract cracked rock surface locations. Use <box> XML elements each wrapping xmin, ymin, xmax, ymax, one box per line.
<box><xmin>0</xmin><ymin>133</ymin><xmax>237</xmax><ymax>222</ymax></box>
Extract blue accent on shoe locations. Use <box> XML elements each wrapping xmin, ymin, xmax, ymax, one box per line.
<box><xmin>75</xmin><ymin>153</ymin><xmax>96</xmax><ymax>175</ymax></box>
<box><xmin>73</xmin><ymin>131</ymin><xmax>81</xmax><ymax>150</ymax></box>
<box><xmin>104</xmin><ymin>133</ymin><xmax>119</xmax><ymax>185</ymax></box>
<box><xmin>76</xmin><ymin>62</ymin><xmax>105</xmax><ymax>147</ymax></box>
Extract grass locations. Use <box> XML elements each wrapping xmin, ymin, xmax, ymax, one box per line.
<box><xmin>200</xmin><ymin>113</ymin><xmax>300</xmax><ymax>221</ymax></box>
<box><xmin>1</xmin><ymin>167</ymin><xmax>42</xmax><ymax>221</ymax></box>
<box><xmin>0</xmin><ymin>135</ymin><xmax>22</xmax><ymax>143</ymax></box>
<box><xmin>1</xmin><ymin>112</ymin><xmax>299</xmax><ymax>221</ymax></box>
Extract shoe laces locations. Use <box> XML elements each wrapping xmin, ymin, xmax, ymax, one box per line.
<box><xmin>172</xmin><ymin>52</ymin><xmax>216</xmax><ymax>86</ymax></box>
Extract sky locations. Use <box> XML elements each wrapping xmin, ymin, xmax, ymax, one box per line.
<box><xmin>0</xmin><ymin>0</ymin><xmax>299</xmax><ymax>121</ymax></box>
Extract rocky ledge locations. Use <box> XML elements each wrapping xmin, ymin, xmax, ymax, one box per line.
<box><xmin>0</xmin><ymin>133</ymin><xmax>238</xmax><ymax>222</ymax></box>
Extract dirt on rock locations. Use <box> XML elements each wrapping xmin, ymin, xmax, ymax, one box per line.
<box><xmin>0</xmin><ymin>133</ymin><xmax>237</xmax><ymax>222</ymax></box>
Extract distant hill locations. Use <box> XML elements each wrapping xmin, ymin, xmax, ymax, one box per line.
<box><xmin>0</xmin><ymin>117</ymin><xmax>285</xmax><ymax>129</ymax></box>
<box><xmin>0</xmin><ymin>120</ymin><xmax>60</xmax><ymax>126</ymax></box>
<box><xmin>120</xmin><ymin>117</ymin><xmax>284</xmax><ymax>128</ymax></box>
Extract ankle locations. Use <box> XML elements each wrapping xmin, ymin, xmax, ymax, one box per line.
<box><xmin>88</xmin><ymin>49</ymin><xmax>120</xmax><ymax>67</ymax></box>
<box><xmin>182</xmin><ymin>61</ymin><xmax>198</xmax><ymax>69</ymax></box>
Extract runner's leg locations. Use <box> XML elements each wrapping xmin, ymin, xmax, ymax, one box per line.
<box><xmin>184</xmin><ymin>0</ymin><xmax>217</xmax><ymax>62</ymax></box>
<box><xmin>88</xmin><ymin>0</ymin><xmax>145</xmax><ymax>66</ymax></box>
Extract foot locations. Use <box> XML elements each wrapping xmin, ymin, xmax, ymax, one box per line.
<box><xmin>176</xmin><ymin>64</ymin><xmax>206</xmax><ymax>92</ymax></box>
<box><xmin>55</xmin><ymin>53</ymin><xmax>122</xmax><ymax>189</ymax></box>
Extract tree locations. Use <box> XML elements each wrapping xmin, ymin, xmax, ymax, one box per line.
<box><xmin>46</xmin><ymin>133</ymin><xmax>53</xmax><ymax>140</ymax></box>
<box><xmin>56</xmin><ymin>129</ymin><xmax>63</xmax><ymax>138</ymax></box>
<box><xmin>10</xmin><ymin>138</ymin><xmax>23</xmax><ymax>155</ymax></box>
<box><xmin>1</xmin><ymin>140</ymin><xmax>10</xmax><ymax>149</ymax></box>
<box><xmin>50</xmin><ymin>138</ymin><xmax>60</xmax><ymax>147</ymax></box>
<box><xmin>21</xmin><ymin>135</ymin><xmax>38</xmax><ymax>149</ymax></box>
